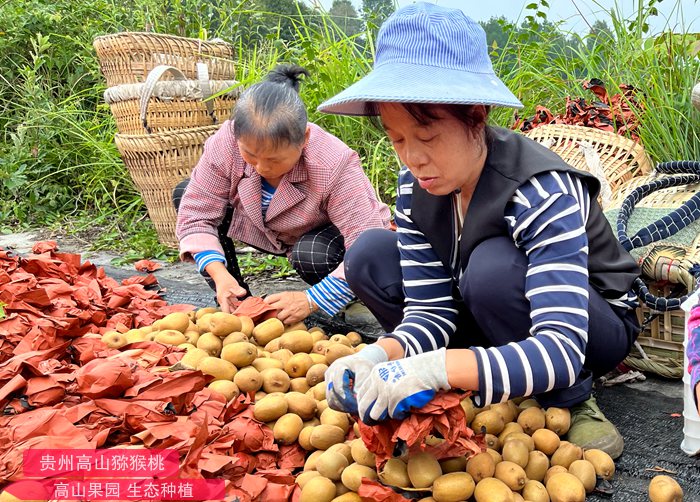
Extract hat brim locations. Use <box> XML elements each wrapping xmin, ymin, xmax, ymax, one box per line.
<box><xmin>318</xmin><ymin>62</ymin><xmax>523</xmax><ymax>116</ymax></box>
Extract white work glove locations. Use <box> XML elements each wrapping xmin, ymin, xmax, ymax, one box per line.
<box><xmin>356</xmin><ymin>348</ymin><xmax>450</xmax><ymax>424</ymax></box>
<box><xmin>325</xmin><ymin>344</ymin><xmax>388</xmax><ymax>415</ymax></box>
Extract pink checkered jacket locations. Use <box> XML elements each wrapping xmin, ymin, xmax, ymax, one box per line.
<box><xmin>176</xmin><ymin>120</ymin><xmax>392</xmax><ymax>278</ymax></box>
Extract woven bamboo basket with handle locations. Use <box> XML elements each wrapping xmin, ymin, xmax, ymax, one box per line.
<box><xmin>93</xmin><ymin>32</ymin><xmax>235</xmax><ymax>87</ymax></box>
<box><xmin>605</xmin><ymin>171</ymin><xmax>700</xmax><ymax>377</ymax></box>
<box><xmin>115</xmin><ymin>125</ymin><xmax>220</xmax><ymax>247</ymax></box>
<box><xmin>104</xmin><ymin>63</ymin><xmax>240</xmax><ymax>134</ymax></box>
<box><xmin>524</xmin><ymin>124</ymin><xmax>653</xmax><ymax>201</ymax></box>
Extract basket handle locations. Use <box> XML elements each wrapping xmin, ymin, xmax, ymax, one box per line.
<box><xmin>140</xmin><ymin>64</ymin><xmax>217</xmax><ymax>133</ymax></box>
<box><xmin>616</xmin><ymin>160</ymin><xmax>700</xmax><ymax>310</ymax></box>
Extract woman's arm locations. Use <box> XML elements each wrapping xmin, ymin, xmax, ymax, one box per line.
<box><xmin>469</xmin><ymin>171</ymin><xmax>592</xmax><ymax>406</ymax></box>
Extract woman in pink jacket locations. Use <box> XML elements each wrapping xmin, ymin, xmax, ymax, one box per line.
<box><xmin>174</xmin><ymin>64</ymin><xmax>391</xmax><ymax>325</ymax></box>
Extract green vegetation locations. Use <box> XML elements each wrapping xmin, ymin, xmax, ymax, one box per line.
<box><xmin>1</xmin><ymin>0</ymin><xmax>699</xmax><ymax>274</ymax></box>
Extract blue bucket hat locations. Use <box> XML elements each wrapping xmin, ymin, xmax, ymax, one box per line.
<box><xmin>318</xmin><ymin>2</ymin><xmax>522</xmax><ymax>116</ymax></box>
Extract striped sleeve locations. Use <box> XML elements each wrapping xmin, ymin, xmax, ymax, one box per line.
<box><xmin>193</xmin><ymin>250</ymin><xmax>226</xmax><ymax>273</ymax></box>
<box><xmin>381</xmin><ymin>167</ymin><xmax>459</xmax><ymax>356</ymax></box>
<box><xmin>472</xmin><ymin>171</ymin><xmax>591</xmax><ymax>406</ymax></box>
<box><xmin>307</xmin><ymin>275</ymin><xmax>355</xmax><ymax>316</ymax></box>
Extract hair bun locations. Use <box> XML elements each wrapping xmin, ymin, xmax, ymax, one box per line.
<box><xmin>267</xmin><ymin>64</ymin><xmax>310</xmax><ymax>92</ymax></box>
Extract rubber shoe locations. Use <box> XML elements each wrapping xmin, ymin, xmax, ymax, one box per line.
<box><xmin>565</xmin><ymin>396</ymin><xmax>624</xmax><ymax>460</ymax></box>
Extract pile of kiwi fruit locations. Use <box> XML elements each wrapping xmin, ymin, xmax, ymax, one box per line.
<box><xmin>95</xmin><ymin>308</ymin><xmax>684</xmax><ymax>502</ymax></box>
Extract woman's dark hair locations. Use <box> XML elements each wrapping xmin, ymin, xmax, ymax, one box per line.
<box><xmin>366</xmin><ymin>102</ymin><xmax>491</xmax><ymax>142</ymax></box>
<box><xmin>233</xmin><ymin>64</ymin><xmax>310</xmax><ymax>148</ymax></box>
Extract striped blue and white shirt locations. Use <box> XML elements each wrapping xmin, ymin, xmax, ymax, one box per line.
<box><xmin>385</xmin><ymin>167</ymin><xmax>636</xmax><ymax>406</ymax></box>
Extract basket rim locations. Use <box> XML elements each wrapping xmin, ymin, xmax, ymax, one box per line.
<box><xmin>93</xmin><ymin>31</ymin><xmax>233</xmax><ymax>47</ymax></box>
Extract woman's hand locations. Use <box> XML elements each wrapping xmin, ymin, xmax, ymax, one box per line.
<box><xmin>324</xmin><ymin>344</ymin><xmax>389</xmax><ymax>415</ymax></box>
<box><xmin>214</xmin><ymin>274</ymin><xmax>248</xmax><ymax>313</ymax></box>
<box><xmin>356</xmin><ymin>348</ymin><xmax>450</xmax><ymax>423</ymax></box>
<box><xmin>265</xmin><ymin>291</ymin><xmax>314</xmax><ymax>325</ymax></box>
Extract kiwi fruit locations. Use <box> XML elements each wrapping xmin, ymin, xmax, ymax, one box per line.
<box><xmin>320</xmin><ymin>408</ymin><xmax>351</xmax><ymax>434</ymax></box>
<box><xmin>466</xmin><ymin>452</ymin><xmax>496</xmax><ymax>483</ymax></box>
<box><xmin>340</xmin><ymin>462</ymin><xmax>377</xmax><ymax>492</ymax></box>
<box><xmin>220</xmin><ymin>342</ymin><xmax>257</xmax><ymax>367</ymax></box>
<box><xmin>532</xmin><ymin>427</ymin><xmax>561</xmax><ymax>455</ymax></box>
<box><xmin>438</xmin><ymin>456</ymin><xmax>467</xmax><ymax>474</ymax></box>
<box><xmin>551</xmin><ymin>441</ymin><xmax>583</xmax><ymax>469</ymax></box>
<box><xmin>460</xmin><ymin>397</ymin><xmax>477</xmax><ymax>424</ymax></box>
<box><xmin>325</xmin><ymin>344</ymin><xmax>355</xmax><ymax>364</ymax></box>
<box><xmin>494</xmin><ymin>460</ymin><xmax>527</xmax><ymax>491</ymax></box>
<box><xmin>299</xmin><ymin>476</ymin><xmax>336</xmax><ymax>502</ymax></box>
<box><xmin>221</xmin><ymin>331</ymin><xmax>249</xmax><ymax>346</ymax></box>
<box><xmin>517</xmin><ymin>405</ymin><xmax>546</xmax><ymax>435</ymax></box>
<box><xmin>524</xmin><ymin>450</ymin><xmax>550</xmax><ymax>482</ymax></box>
<box><xmin>179</xmin><ymin>347</ymin><xmax>210</xmax><ymax>370</ymax></box>
<box><xmin>158</xmin><ymin>312</ymin><xmax>191</xmax><ymax>332</ymax></box>
<box><xmin>233</xmin><ymin>366</ymin><xmax>263</xmax><ymax>393</ymax></box>
<box><xmin>471</xmin><ymin>409</ymin><xmax>506</xmax><ymax>435</ymax></box>
<box><xmin>545</xmin><ymin>472</ymin><xmax>586</xmax><ymax>502</ymax></box>
<box><xmin>379</xmin><ymin>458</ymin><xmax>411</xmax><ymax>488</ymax></box>
<box><xmin>568</xmin><ymin>459</ymin><xmax>596</xmax><ymax>493</ymax></box>
<box><xmin>522</xmin><ymin>479</ymin><xmax>549</xmax><ymax>502</ymax></box>
<box><xmin>279</xmin><ymin>330</ymin><xmax>314</xmax><ymax>353</ymax></box>
<box><xmin>296</xmin><ymin>470</ymin><xmax>322</xmax><ymax>489</ymax></box>
<box><xmin>285</xmin><ymin>352</ymin><xmax>314</xmax><ymax>378</ymax></box>
<box><xmin>207</xmin><ymin>380</ymin><xmax>239</xmax><ymax>401</ymax></box>
<box><xmin>252</xmin><ymin>318</ymin><xmax>285</xmax><ymax>346</ymax></box>
<box><xmin>349</xmin><ymin>439</ymin><xmax>376</xmax><ymax>468</ymax></box>
<box><xmin>544</xmin><ymin>465</ymin><xmax>569</xmax><ymax>485</ymax></box>
<box><xmin>498</xmin><ymin>421</ymin><xmax>524</xmax><ymax>443</ymax></box>
<box><xmin>331</xmin><ymin>493</ymin><xmax>362</xmax><ymax>502</ymax></box>
<box><xmin>502</xmin><ymin>438</ymin><xmax>529</xmax><ymax>468</ymax></box>
<box><xmin>583</xmin><ymin>448</ymin><xmax>615</xmax><ymax>480</ymax></box>
<box><xmin>431</xmin><ymin>472</ymin><xmax>475</xmax><ymax>502</ymax></box>
<box><xmin>474</xmin><ymin>477</ymin><xmax>514</xmax><ymax>502</ymax></box>
<box><xmin>273</xmin><ymin>413</ymin><xmax>304</xmax><ymax>444</ymax></box>
<box><xmin>298</xmin><ymin>426</ymin><xmax>315</xmax><ymax>451</ymax></box>
<box><xmin>253</xmin><ymin>394</ymin><xmax>288</xmax><ymax>422</ymax></box>
<box><xmin>101</xmin><ymin>331</ymin><xmax>128</xmax><ymax>349</ymax></box>
<box><xmin>306</xmin><ymin>363</ymin><xmax>329</xmax><ymax>387</ymax></box>
<box><xmin>406</xmin><ymin>452</ymin><xmax>442</xmax><ymax>488</ymax></box>
<box><xmin>261</xmin><ymin>367</ymin><xmax>291</xmax><ymax>393</ymax></box>
<box><xmin>197</xmin><ymin>357</ymin><xmax>237</xmax><ymax>381</ymax></box>
<box><xmin>648</xmin><ymin>475</ymin><xmax>683</xmax><ymax>502</ymax></box>
<box><xmin>303</xmin><ymin>450</ymin><xmax>324</xmax><ymax>471</ymax></box>
<box><xmin>196</xmin><ymin>332</ymin><xmax>223</xmax><ymax>357</ymax></box>
<box><xmin>315</xmin><ymin>450</ymin><xmax>349</xmax><ymax>481</ymax></box>
<box><xmin>545</xmin><ymin>407</ymin><xmax>571</xmax><ymax>435</ymax></box>
<box><xmin>309</xmin><ymin>424</ymin><xmax>346</xmax><ymax>450</ymax></box>
<box><xmin>327</xmin><ymin>443</ymin><xmax>353</xmax><ymax>464</ymax></box>
<box><xmin>252</xmin><ymin>357</ymin><xmax>284</xmax><ymax>372</ymax></box>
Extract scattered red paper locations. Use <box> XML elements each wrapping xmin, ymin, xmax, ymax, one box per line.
<box><xmin>514</xmin><ymin>79</ymin><xmax>644</xmax><ymax>141</ymax></box>
<box><xmin>233</xmin><ymin>296</ymin><xmax>278</xmax><ymax>323</ymax></box>
<box><xmin>358</xmin><ymin>479</ymin><xmax>412</xmax><ymax>501</ymax></box>
<box><xmin>134</xmin><ymin>259</ymin><xmax>161</xmax><ymax>272</ymax></box>
<box><xmin>0</xmin><ymin>242</ymin><xmax>318</xmax><ymax>500</ymax></box>
<box><xmin>358</xmin><ymin>392</ymin><xmax>482</xmax><ymax>467</ymax></box>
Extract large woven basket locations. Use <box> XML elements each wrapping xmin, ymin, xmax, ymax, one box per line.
<box><xmin>93</xmin><ymin>32</ymin><xmax>235</xmax><ymax>87</ymax></box>
<box><xmin>525</xmin><ymin>124</ymin><xmax>653</xmax><ymax>205</ymax></box>
<box><xmin>114</xmin><ymin>125</ymin><xmax>221</xmax><ymax>247</ymax></box>
<box><xmin>104</xmin><ymin>64</ymin><xmax>240</xmax><ymax>134</ymax></box>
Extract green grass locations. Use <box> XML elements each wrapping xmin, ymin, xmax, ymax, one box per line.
<box><xmin>1</xmin><ymin>0</ymin><xmax>699</xmax><ymax>274</ymax></box>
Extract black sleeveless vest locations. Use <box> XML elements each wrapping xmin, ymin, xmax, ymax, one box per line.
<box><xmin>411</xmin><ymin>127</ymin><xmax>640</xmax><ymax>299</ymax></box>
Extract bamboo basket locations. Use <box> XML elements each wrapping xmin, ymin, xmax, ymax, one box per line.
<box><xmin>608</xmin><ymin>173</ymin><xmax>700</xmax><ymax>376</ymax></box>
<box><xmin>524</xmin><ymin>124</ymin><xmax>653</xmax><ymax>197</ymax></box>
<box><xmin>114</xmin><ymin>125</ymin><xmax>221</xmax><ymax>247</ymax></box>
<box><xmin>93</xmin><ymin>32</ymin><xmax>235</xmax><ymax>87</ymax></box>
<box><xmin>103</xmin><ymin>64</ymin><xmax>240</xmax><ymax>134</ymax></box>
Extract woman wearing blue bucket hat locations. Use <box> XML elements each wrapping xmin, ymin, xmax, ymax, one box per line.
<box><xmin>320</xmin><ymin>2</ymin><xmax>640</xmax><ymax>460</ymax></box>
